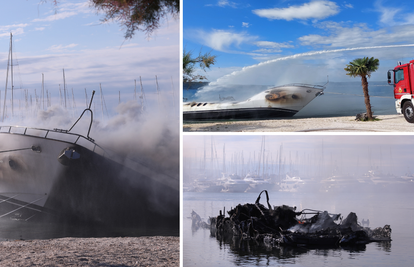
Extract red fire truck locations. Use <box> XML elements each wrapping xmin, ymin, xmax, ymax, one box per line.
<box><xmin>388</xmin><ymin>60</ymin><xmax>414</xmax><ymax>123</ymax></box>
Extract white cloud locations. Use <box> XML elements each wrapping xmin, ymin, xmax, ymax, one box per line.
<box><xmin>194</xmin><ymin>29</ymin><xmax>258</xmax><ymax>52</ymax></box>
<box><xmin>217</xmin><ymin>0</ymin><xmax>238</xmax><ymax>8</ymax></box>
<box><xmin>32</xmin><ymin>2</ymin><xmax>91</xmax><ymax>22</ymax></box>
<box><xmin>252</xmin><ymin>0</ymin><xmax>339</xmax><ymax>21</ymax></box>
<box><xmin>253</xmin><ymin>48</ymin><xmax>280</xmax><ymax>53</ymax></box>
<box><xmin>33</xmin><ymin>11</ymin><xmax>77</xmax><ymax>22</ymax></box>
<box><xmin>375</xmin><ymin>2</ymin><xmax>400</xmax><ymax>26</ymax></box>
<box><xmin>242</xmin><ymin>22</ymin><xmax>250</xmax><ymax>28</ymax></box>
<box><xmin>253</xmin><ymin>41</ymin><xmax>294</xmax><ymax>53</ymax></box>
<box><xmin>35</xmin><ymin>27</ymin><xmax>45</xmax><ymax>31</ymax></box>
<box><xmin>0</xmin><ymin>23</ymin><xmax>29</xmax><ymax>32</ymax></box>
<box><xmin>255</xmin><ymin>41</ymin><xmax>294</xmax><ymax>49</ymax></box>
<box><xmin>0</xmin><ymin>24</ymin><xmax>28</xmax><ymax>38</ymax></box>
<box><xmin>374</xmin><ymin>0</ymin><xmax>414</xmax><ymax>26</ymax></box>
<box><xmin>47</xmin><ymin>43</ymin><xmax>79</xmax><ymax>52</ymax></box>
<box><xmin>0</xmin><ymin>27</ymin><xmax>25</xmax><ymax>38</ymax></box>
<box><xmin>299</xmin><ymin>22</ymin><xmax>414</xmax><ymax>48</ymax></box>
<box><xmin>344</xmin><ymin>2</ymin><xmax>353</xmax><ymax>9</ymax></box>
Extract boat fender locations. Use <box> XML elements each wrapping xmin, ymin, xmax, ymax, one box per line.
<box><xmin>58</xmin><ymin>147</ymin><xmax>81</xmax><ymax>166</ymax></box>
<box><xmin>9</xmin><ymin>159</ymin><xmax>18</xmax><ymax>170</ymax></box>
<box><xmin>31</xmin><ymin>146</ymin><xmax>42</xmax><ymax>153</ymax></box>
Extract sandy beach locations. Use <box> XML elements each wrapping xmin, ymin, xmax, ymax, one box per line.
<box><xmin>0</xmin><ymin>236</ymin><xmax>179</xmax><ymax>266</ymax></box>
<box><xmin>183</xmin><ymin>114</ymin><xmax>414</xmax><ymax>132</ymax></box>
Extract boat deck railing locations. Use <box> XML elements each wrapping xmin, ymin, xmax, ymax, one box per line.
<box><xmin>0</xmin><ymin>125</ymin><xmax>107</xmax><ymax>157</ymax></box>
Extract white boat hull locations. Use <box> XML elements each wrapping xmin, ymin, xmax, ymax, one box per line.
<box><xmin>183</xmin><ymin>84</ymin><xmax>324</xmax><ymax>120</ymax></box>
<box><xmin>0</xmin><ymin>130</ymin><xmax>75</xmax><ymax>220</ymax></box>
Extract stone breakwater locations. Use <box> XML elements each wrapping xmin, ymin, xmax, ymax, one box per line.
<box><xmin>0</xmin><ymin>236</ymin><xmax>179</xmax><ymax>266</ymax></box>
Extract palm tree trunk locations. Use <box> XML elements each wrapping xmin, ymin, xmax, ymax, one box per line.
<box><xmin>361</xmin><ymin>76</ymin><xmax>373</xmax><ymax>120</ymax></box>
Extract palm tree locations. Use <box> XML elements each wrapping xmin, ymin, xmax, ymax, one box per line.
<box><xmin>344</xmin><ymin>57</ymin><xmax>379</xmax><ymax>120</ymax></box>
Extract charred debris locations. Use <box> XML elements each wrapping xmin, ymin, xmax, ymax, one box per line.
<box><xmin>192</xmin><ymin>190</ymin><xmax>391</xmax><ymax>248</ymax></box>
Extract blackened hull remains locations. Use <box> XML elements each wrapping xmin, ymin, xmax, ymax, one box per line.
<box><xmin>183</xmin><ymin>83</ymin><xmax>324</xmax><ymax>120</ymax></box>
<box><xmin>47</xmin><ymin>146</ymin><xmax>179</xmax><ymax>231</ymax></box>
<box><xmin>183</xmin><ymin>107</ymin><xmax>296</xmax><ymax>120</ymax></box>
<box><xmin>0</xmin><ymin>126</ymin><xmax>178</xmax><ymax>233</ymax></box>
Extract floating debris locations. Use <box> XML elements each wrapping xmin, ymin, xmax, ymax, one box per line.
<box><xmin>191</xmin><ymin>210</ymin><xmax>210</xmax><ymax>230</ymax></box>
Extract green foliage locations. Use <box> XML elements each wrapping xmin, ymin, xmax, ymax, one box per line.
<box><xmin>344</xmin><ymin>57</ymin><xmax>379</xmax><ymax>78</ymax></box>
<box><xmin>44</xmin><ymin>0</ymin><xmax>179</xmax><ymax>39</ymax></box>
<box><xmin>91</xmin><ymin>0</ymin><xmax>179</xmax><ymax>39</ymax></box>
<box><xmin>183</xmin><ymin>49</ymin><xmax>217</xmax><ymax>82</ymax></box>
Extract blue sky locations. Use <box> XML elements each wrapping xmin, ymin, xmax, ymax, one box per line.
<box><xmin>0</xmin><ymin>0</ymin><xmax>179</xmax><ymax>120</ymax></box>
<box><xmin>183</xmin><ymin>0</ymin><xmax>414</xmax><ymax>85</ymax></box>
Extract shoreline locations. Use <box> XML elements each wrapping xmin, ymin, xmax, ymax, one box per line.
<box><xmin>183</xmin><ymin>114</ymin><xmax>414</xmax><ymax>132</ymax></box>
<box><xmin>0</xmin><ymin>236</ymin><xmax>179</xmax><ymax>266</ymax></box>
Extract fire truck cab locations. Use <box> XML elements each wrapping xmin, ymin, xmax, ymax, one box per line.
<box><xmin>388</xmin><ymin>60</ymin><xmax>414</xmax><ymax>123</ymax></box>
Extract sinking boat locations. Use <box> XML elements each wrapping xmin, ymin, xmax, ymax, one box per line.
<box><xmin>0</xmin><ymin>92</ymin><xmax>179</xmax><ymax>233</ymax></box>
<box><xmin>183</xmin><ymin>83</ymin><xmax>325</xmax><ymax>120</ymax></box>
<box><xmin>207</xmin><ymin>190</ymin><xmax>391</xmax><ymax>248</ymax></box>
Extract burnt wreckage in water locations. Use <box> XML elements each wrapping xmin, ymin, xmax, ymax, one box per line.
<box><xmin>194</xmin><ymin>190</ymin><xmax>391</xmax><ymax>248</ymax></box>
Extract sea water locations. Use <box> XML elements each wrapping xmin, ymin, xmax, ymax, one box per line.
<box><xmin>183</xmin><ymin>190</ymin><xmax>414</xmax><ymax>267</ymax></box>
<box><xmin>183</xmin><ymin>81</ymin><xmax>396</xmax><ymax>118</ymax></box>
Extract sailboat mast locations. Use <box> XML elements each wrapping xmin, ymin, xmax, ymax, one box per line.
<box><xmin>278</xmin><ymin>143</ymin><xmax>283</xmax><ymax>184</ymax></box>
<box><xmin>139</xmin><ymin>76</ymin><xmax>146</xmax><ymax>111</ymax></box>
<box><xmin>223</xmin><ymin>144</ymin><xmax>226</xmax><ymax>174</ymax></box>
<box><xmin>134</xmin><ymin>79</ymin><xmax>137</xmax><ymax>100</ymax></box>
<box><xmin>42</xmin><ymin>73</ymin><xmax>44</xmax><ymax>110</ymax></box>
<box><xmin>63</xmin><ymin>69</ymin><xmax>67</xmax><ymax>108</ymax></box>
<box><xmin>2</xmin><ymin>33</ymin><xmax>12</xmax><ymax>121</ymax></box>
<box><xmin>262</xmin><ymin>136</ymin><xmax>266</xmax><ymax>178</ymax></box>
<box><xmin>10</xmin><ymin>32</ymin><xmax>13</xmax><ymax>117</ymax></box>
<box><xmin>155</xmin><ymin>75</ymin><xmax>160</xmax><ymax>108</ymax></box>
<box><xmin>84</xmin><ymin>88</ymin><xmax>88</xmax><ymax>108</ymax></box>
<box><xmin>170</xmin><ymin>76</ymin><xmax>175</xmax><ymax>110</ymax></box>
<box><xmin>72</xmin><ymin>88</ymin><xmax>76</xmax><ymax>109</ymax></box>
<box><xmin>100</xmin><ymin>83</ymin><xmax>104</xmax><ymax>121</ymax></box>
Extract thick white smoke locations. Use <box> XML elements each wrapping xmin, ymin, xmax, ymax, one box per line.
<box><xmin>1</xmin><ymin>92</ymin><xmax>179</xmax><ymax>184</ymax></box>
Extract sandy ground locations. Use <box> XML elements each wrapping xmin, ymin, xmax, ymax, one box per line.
<box><xmin>183</xmin><ymin>114</ymin><xmax>414</xmax><ymax>132</ymax></box>
<box><xmin>0</xmin><ymin>236</ymin><xmax>179</xmax><ymax>266</ymax></box>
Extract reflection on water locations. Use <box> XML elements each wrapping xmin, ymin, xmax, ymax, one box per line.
<box><xmin>184</xmin><ymin>191</ymin><xmax>413</xmax><ymax>267</ymax></box>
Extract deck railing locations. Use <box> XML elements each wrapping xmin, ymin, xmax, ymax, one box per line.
<box><xmin>0</xmin><ymin>125</ymin><xmax>107</xmax><ymax>157</ymax></box>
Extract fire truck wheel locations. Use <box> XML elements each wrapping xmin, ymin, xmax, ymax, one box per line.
<box><xmin>402</xmin><ymin>101</ymin><xmax>414</xmax><ymax>123</ymax></box>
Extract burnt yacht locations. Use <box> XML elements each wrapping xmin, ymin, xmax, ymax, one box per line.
<box><xmin>0</xmin><ymin>91</ymin><xmax>179</xmax><ymax>232</ymax></box>
<box><xmin>183</xmin><ymin>83</ymin><xmax>325</xmax><ymax>120</ymax></box>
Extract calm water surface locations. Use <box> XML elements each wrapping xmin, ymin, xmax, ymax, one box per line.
<box><xmin>183</xmin><ymin>190</ymin><xmax>414</xmax><ymax>266</ymax></box>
